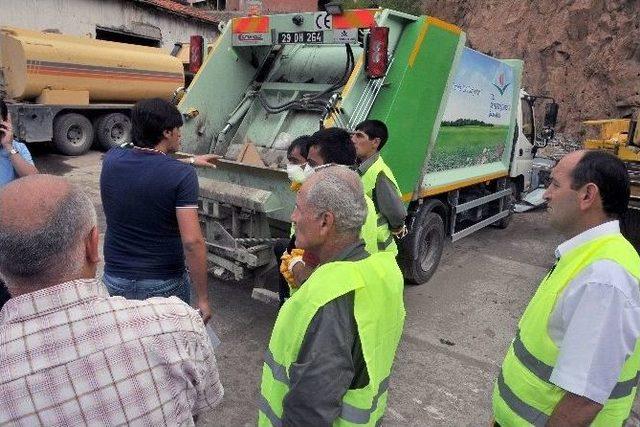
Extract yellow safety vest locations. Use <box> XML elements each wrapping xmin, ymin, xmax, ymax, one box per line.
<box><xmin>360</xmin><ymin>156</ymin><xmax>401</xmax><ymax>255</ymax></box>
<box><xmin>259</xmin><ymin>252</ymin><xmax>406</xmax><ymax>426</ymax></box>
<box><xmin>493</xmin><ymin>233</ymin><xmax>640</xmax><ymax>426</ymax></box>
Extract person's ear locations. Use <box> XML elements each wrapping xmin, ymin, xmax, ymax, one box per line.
<box><xmin>318</xmin><ymin>211</ymin><xmax>335</xmax><ymax>238</ymax></box>
<box><xmin>372</xmin><ymin>137</ymin><xmax>381</xmax><ymax>150</ymax></box>
<box><xmin>85</xmin><ymin>225</ymin><xmax>100</xmax><ymax>264</ymax></box>
<box><xmin>580</xmin><ymin>183</ymin><xmax>600</xmax><ymax>211</ymax></box>
<box><xmin>162</xmin><ymin>128</ymin><xmax>172</xmax><ymax>140</ymax></box>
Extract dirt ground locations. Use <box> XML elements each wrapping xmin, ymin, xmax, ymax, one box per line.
<box><xmin>32</xmin><ymin>149</ymin><xmax>640</xmax><ymax>426</ymax></box>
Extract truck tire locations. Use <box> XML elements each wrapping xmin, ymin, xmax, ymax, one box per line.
<box><xmin>400</xmin><ymin>202</ymin><xmax>445</xmax><ymax>285</ymax></box>
<box><xmin>53</xmin><ymin>113</ymin><xmax>94</xmax><ymax>156</ymax></box>
<box><xmin>493</xmin><ymin>181</ymin><xmax>520</xmax><ymax>229</ymax></box>
<box><xmin>96</xmin><ymin>112</ymin><xmax>131</xmax><ymax>150</ymax></box>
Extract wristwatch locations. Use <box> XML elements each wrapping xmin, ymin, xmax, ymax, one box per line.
<box><xmin>8</xmin><ymin>148</ymin><xmax>18</xmax><ymax>156</ymax></box>
<box><xmin>189</xmin><ymin>157</ymin><xmax>196</xmax><ymax>165</ymax></box>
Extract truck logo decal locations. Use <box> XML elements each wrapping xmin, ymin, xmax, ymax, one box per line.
<box><xmin>492</xmin><ymin>73</ymin><xmax>511</xmax><ymax>96</ymax></box>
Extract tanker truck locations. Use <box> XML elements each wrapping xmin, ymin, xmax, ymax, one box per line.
<box><xmin>0</xmin><ymin>27</ymin><xmax>185</xmax><ymax>155</ymax></box>
<box><xmin>177</xmin><ymin>8</ymin><xmax>558</xmax><ymax>289</ymax></box>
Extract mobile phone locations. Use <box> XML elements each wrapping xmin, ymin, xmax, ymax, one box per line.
<box><xmin>0</xmin><ymin>99</ymin><xmax>6</xmax><ymax>139</ymax></box>
<box><xmin>0</xmin><ymin>99</ymin><xmax>7</xmax><ymax>122</ymax></box>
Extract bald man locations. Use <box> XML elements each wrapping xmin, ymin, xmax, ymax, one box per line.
<box><xmin>0</xmin><ymin>175</ymin><xmax>223</xmax><ymax>425</ymax></box>
<box><xmin>493</xmin><ymin>151</ymin><xmax>640</xmax><ymax>426</ymax></box>
<box><xmin>259</xmin><ymin>167</ymin><xmax>405</xmax><ymax>426</ymax></box>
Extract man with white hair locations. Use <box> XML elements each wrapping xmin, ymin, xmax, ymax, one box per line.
<box><xmin>259</xmin><ymin>166</ymin><xmax>406</xmax><ymax>426</ymax></box>
<box><xmin>0</xmin><ymin>175</ymin><xmax>223</xmax><ymax>425</ymax></box>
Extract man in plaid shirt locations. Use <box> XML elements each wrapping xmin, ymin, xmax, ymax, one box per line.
<box><xmin>0</xmin><ymin>175</ymin><xmax>223</xmax><ymax>425</ymax></box>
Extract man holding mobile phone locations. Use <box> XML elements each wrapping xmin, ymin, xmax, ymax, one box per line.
<box><xmin>0</xmin><ymin>99</ymin><xmax>38</xmax><ymax>188</ymax></box>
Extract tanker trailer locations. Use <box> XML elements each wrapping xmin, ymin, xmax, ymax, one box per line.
<box><xmin>0</xmin><ymin>27</ymin><xmax>185</xmax><ymax>155</ymax></box>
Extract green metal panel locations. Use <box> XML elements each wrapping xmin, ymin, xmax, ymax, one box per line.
<box><xmin>367</xmin><ymin>17</ymin><xmax>463</xmax><ymax>198</ymax></box>
<box><xmin>178</xmin><ymin>24</ymin><xmax>272</xmax><ymax>154</ymax></box>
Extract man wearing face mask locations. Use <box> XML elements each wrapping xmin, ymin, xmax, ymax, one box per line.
<box><xmin>282</xmin><ymin>128</ymin><xmax>379</xmax><ymax>289</ymax></box>
<box><xmin>276</xmin><ymin>136</ymin><xmax>314</xmax><ymax>306</ymax></box>
<box><xmin>285</xmin><ymin>136</ymin><xmax>315</xmax><ymax>191</ymax></box>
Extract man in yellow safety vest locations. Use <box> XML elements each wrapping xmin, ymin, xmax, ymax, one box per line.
<box><xmin>259</xmin><ymin>166</ymin><xmax>405</xmax><ymax>426</ymax></box>
<box><xmin>493</xmin><ymin>150</ymin><xmax>640</xmax><ymax>426</ymax></box>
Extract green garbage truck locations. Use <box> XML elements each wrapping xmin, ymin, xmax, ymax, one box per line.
<box><xmin>178</xmin><ymin>8</ymin><xmax>558</xmax><ymax>288</ymax></box>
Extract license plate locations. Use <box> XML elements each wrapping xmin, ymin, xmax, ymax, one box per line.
<box><xmin>278</xmin><ymin>31</ymin><xmax>324</xmax><ymax>44</ymax></box>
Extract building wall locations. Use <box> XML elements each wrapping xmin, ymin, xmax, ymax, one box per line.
<box><xmin>0</xmin><ymin>0</ymin><xmax>219</xmax><ymax>50</ymax></box>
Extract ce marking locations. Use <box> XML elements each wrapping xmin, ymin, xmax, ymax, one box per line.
<box><xmin>314</xmin><ymin>12</ymin><xmax>332</xmax><ymax>30</ymax></box>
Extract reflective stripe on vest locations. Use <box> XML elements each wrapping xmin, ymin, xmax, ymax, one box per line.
<box><xmin>377</xmin><ymin>233</ymin><xmax>394</xmax><ymax>252</ymax></box>
<box><xmin>511</xmin><ymin>330</ymin><xmax>640</xmax><ymax>399</ymax></box>
<box><xmin>497</xmin><ymin>371</ymin><xmax>548</xmax><ymax>426</ymax></box>
<box><xmin>260</xmin><ymin>395</ymin><xmax>283</xmax><ymax>427</ymax></box>
<box><xmin>261</xmin><ymin>350</ymin><xmax>392</xmax><ymax>425</ymax></box>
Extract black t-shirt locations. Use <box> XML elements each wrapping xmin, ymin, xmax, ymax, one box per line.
<box><xmin>100</xmin><ymin>148</ymin><xmax>199</xmax><ymax>279</ymax></box>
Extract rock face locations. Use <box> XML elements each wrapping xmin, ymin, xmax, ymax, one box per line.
<box><xmin>422</xmin><ymin>0</ymin><xmax>640</xmax><ymax>137</ymax></box>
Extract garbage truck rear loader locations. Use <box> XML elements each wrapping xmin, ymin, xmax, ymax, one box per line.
<box><xmin>178</xmin><ymin>8</ymin><xmax>557</xmax><ymax>288</ymax></box>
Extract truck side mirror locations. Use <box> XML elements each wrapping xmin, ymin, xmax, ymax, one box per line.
<box><xmin>544</xmin><ymin>102</ymin><xmax>558</xmax><ymax>128</ymax></box>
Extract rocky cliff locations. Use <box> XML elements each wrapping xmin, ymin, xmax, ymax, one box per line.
<box><xmin>422</xmin><ymin>0</ymin><xmax>640</xmax><ymax>137</ymax></box>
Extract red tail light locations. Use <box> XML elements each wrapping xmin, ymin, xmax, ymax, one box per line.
<box><xmin>189</xmin><ymin>35</ymin><xmax>204</xmax><ymax>74</ymax></box>
<box><xmin>366</xmin><ymin>26</ymin><xmax>389</xmax><ymax>79</ymax></box>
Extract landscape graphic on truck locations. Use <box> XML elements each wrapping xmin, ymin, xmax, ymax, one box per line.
<box><xmin>429</xmin><ymin>48</ymin><xmax>514</xmax><ymax>172</ymax></box>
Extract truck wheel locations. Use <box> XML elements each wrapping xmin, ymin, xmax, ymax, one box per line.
<box><xmin>53</xmin><ymin>113</ymin><xmax>94</xmax><ymax>156</ymax></box>
<box><xmin>96</xmin><ymin>113</ymin><xmax>131</xmax><ymax>150</ymax></box>
<box><xmin>493</xmin><ymin>181</ymin><xmax>519</xmax><ymax>229</ymax></box>
<box><xmin>400</xmin><ymin>204</ymin><xmax>445</xmax><ymax>285</ymax></box>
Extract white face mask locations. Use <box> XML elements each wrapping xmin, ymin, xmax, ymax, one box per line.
<box><xmin>287</xmin><ymin>164</ymin><xmax>307</xmax><ymax>183</ymax></box>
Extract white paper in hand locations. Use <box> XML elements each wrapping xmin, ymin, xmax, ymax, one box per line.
<box><xmin>206</xmin><ymin>322</ymin><xmax>221</xmax><ymax>349</ymax></box>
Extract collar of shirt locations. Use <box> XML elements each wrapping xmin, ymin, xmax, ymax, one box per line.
<box><xmin>328</xmin><ymin>240</ymin><xmax>368</xmax><ymax>263</ymax></box>
<box><xmin>554</xmin><ymin>220</ymin><xmax>620</xmax><ymax>260</ymax></box>
<box><xmin>356</xmin><ymin>152</ymin><xmax>379</xmax><ymax>176</ymax></box>
<box><xmin>0</xmin><ymin>278</ymin><xmax>109</xmax><ymax>324</ymax></box>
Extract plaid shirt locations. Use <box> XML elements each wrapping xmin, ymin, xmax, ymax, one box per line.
<box><xmin>0</xmin><ymin>279</ymin><xmax>223</xmax><ymax>426</ymax></box>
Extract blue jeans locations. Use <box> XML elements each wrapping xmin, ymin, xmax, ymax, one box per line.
<box><xmin>103</xmin><ymin>271</ymin><xmax>191</xmax><ymax>304</ymax></box>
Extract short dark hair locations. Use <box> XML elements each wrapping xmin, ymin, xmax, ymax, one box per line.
<box><xmin>131</xmin><ymin>98</ymin><xmax>183</xmax><ymax>148</ymax></box>
<box><xmin>355</xmin><ymin>119</ymin><xmax>389</xmax><ymax>150</ymax></box>
<box><xmin>309</xmin><ymin>127</ymin><xmax>357</xmax><ymax>166</ymax></box>
<box><xmin>287</xmin><ymin>135</ymin><xmax>313</xmax><ymax>159</ymax></box>
<box><xmin>570</xmin><ymin>150</ymin><xmax>630</xmax><ymax>218</ymax></box>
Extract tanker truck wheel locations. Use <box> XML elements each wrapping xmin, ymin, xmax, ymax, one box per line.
<box><xmin>96</xmin><ymin>113</ymin><xmax>131</xmax><ymax>150</ymax></box>
<box><xmin>53</xmin><ymin>113</ymin><xmax>94</xmax><ymax>156</ymax></box>
<box><xmin>399</xmin><ymin>201</ymin><xmax>446</xmax><ymax>285</ymax></box>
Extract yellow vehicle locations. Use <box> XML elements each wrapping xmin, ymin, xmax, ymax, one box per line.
<box><xmin>583</xmin><ymin>116</ymin><xmax>640</xmax><ymax>249</ymax></box>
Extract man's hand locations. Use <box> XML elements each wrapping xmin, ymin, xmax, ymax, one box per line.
<box><xmin>391</xmin><ymin>224</ymin><xmax>408</xmax><ymax>239</ymax></box>
<box><xmin>196</xmin><ymin>298</ymin><xmax>212</xmax><ymax>324</ymax></box>
<box><xmin>547</xmin><ymin>392</ymin><xmax>603</xmax><ymax>426</ymax></box>
<box><xmin>0</xmin><ymin>119</ymin><xmax>14</xmax><ymax>150</ymax></box>
<box><xmin>192</xmin><ymin>154</ymin><xmax>220</xmax><ymax>168</ymax></box>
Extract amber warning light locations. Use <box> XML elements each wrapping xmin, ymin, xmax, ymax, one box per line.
<box><xmin>365</xmin><ymin>26</ymin><xmax>389</xmax><ymax>79</ymax></box>
<box><xmin>189</xmin><ymin>35</ymin><xmax>204</xmax><ymax>74</ymax></box>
